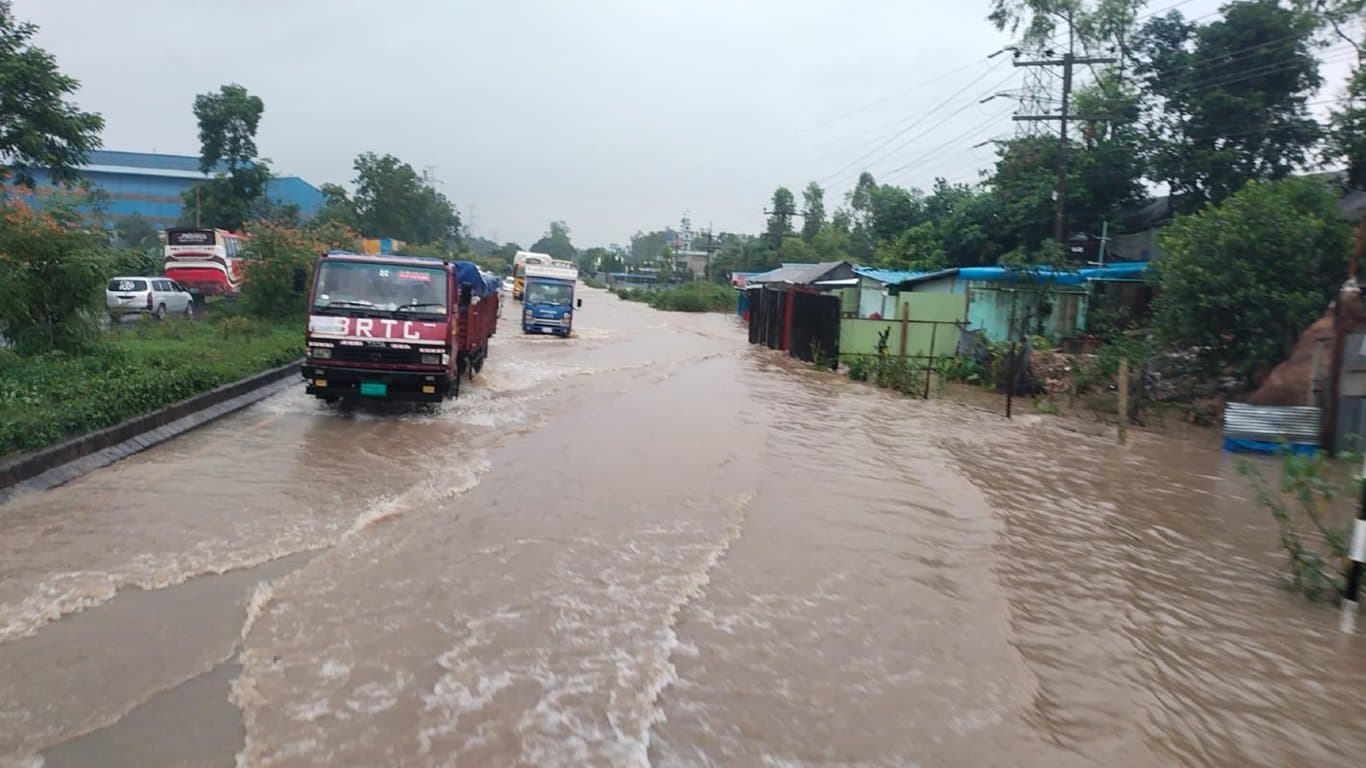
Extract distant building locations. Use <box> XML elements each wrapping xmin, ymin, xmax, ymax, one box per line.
<box><xmin>9</xmin><ymin>150</ymin><xmax>324</xmax><ymax>229</ymax></box>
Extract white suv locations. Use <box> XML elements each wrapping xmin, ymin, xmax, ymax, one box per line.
<box><xmin>106</xmin><ymin>277</ymin><xmax>194</xmax><ymax>321</ymax></box>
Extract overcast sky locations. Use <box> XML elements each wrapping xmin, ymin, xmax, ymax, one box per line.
<box><xmin>16</xmin><ymin>0</ymin><xmax>1354</xmax><ymax>247</ymax></box>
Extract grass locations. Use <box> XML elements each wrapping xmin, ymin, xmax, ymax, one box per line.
<box><xmin>0</xmin><ymin>317</ymin><xmax>302</xmax><ymax>458</ymax></box>
<box><xmin>615</xmin><ymin>282</ymin><xmax>736</xmax><ymax>313</ymax></box>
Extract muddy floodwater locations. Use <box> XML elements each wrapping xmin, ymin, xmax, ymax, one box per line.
<box><xmin>2</xmin><ymin>288</ymin><xmax>1365</xmax><ymax>767</ymax></box>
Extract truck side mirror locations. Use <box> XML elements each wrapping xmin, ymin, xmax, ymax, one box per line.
<box><xmin>577</xmin><ymin>298</ymin><xmax>583</xmax><ymax>308</ymax></box>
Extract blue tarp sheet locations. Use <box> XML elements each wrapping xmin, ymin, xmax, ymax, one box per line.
<box><xmin>1221</xmin><ymin>438</ymin><xmax>1319</xmax><ymax>456</ymax></box>
<box><xmin>453</xmin><ymin>261</ymin><xmax>496</xmax><ymax>297</ymax></box>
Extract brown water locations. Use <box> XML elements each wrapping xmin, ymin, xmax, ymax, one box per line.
<box><xmin>2</xmin><ymin>288</ymin><xmax>1364</xmax><ymax>767</ymax></box>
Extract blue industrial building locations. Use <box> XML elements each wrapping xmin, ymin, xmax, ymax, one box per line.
<box><xmin>14</xmin><ymin>150</ymin><xmax>324</xmax><ymax>229</ymax></box>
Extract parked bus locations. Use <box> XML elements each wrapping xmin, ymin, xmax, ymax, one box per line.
<box><xmin>163</xmin><ymin>228</ymin><xmax>249</xmax><ymax>302</ymax></box>
<box><xmin>512</xmin><ymin>251</ymin><xmax>552</xmax><ymax>301</ymax></box>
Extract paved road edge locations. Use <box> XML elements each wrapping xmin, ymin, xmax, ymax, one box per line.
<box><xmin>0</xmin><ymin>359</ymin><xmax>302</xmax><ymax>503</ymax></box>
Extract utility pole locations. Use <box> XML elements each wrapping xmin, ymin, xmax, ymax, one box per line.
<box><xmin>1012</xmin><ymin>48</ymin><xmax>1116</xmax><ymax>249</ymax></box>
<box><xmin>702</xmin><ymin>229</ymin><xmax>720</xmax><ymax>282</ymax></box>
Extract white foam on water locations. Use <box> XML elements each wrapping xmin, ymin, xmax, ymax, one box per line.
<box><xmin>232</xmin><ymin>452</ymin><xmax>489</xmax><ymax>767</ymax></box>
<box><xmin>345</xmin><ymin>671</ymin><xmax>412</xmax><ymax>715</ymax></box>
<box><xmin>0</xmin><ymin>753</ymin><xmax>44</xmax><ymax>768</ymax></box>
<box><xmin>319</xmin><ymin>659</ymin><xmax>351</xmax><ymax>681</ymax></box>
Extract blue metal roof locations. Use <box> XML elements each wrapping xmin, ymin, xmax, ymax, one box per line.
<box><xmin>904</xmin><ymin>262</ymin><xmax>1150</xmax><ymax>287</ymax></box>
<box><xmin>854</xmin><ymin>266</ymin><xmax>957</xmax><ymax>285</ymax></box>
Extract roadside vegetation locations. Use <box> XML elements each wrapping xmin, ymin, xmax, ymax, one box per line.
<box><xmin>615</xmin><ymin>282</ymin><xmax>734</xmax><ymax>313</ymax></box>
<box><xmin>0</xmin><ymin>319</ymin><xmax>301</xmax><ymax>457</ymax></box>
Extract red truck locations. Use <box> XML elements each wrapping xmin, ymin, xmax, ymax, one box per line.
<box><xmin>301</xmin><ymin>251</ymin><xmax>500</xmax><ymax>403</ymax></box>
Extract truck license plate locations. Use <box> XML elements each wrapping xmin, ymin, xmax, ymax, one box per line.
<box><xmin>360</xmin><ymin>381</ymin><xmax>388</xmax><ymax>397</ymax></box>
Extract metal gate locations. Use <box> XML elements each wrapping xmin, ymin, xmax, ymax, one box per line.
<box><xmin>789</xmin><ymin>292</ymin><xmax>841</xmax><ymax>366</ymax></box>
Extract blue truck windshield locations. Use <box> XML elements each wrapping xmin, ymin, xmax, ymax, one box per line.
<box><xmin>526</xmin><ymin>282</ymin><xmax>573</xmax><ymax>306</ymax></box>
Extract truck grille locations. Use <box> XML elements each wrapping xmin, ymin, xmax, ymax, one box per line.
<box><xmin>332</xmin><ymin>345</ymin><xmax>430</xmax><ymax>365</ymax></box>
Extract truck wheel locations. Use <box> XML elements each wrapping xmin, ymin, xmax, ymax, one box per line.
<box><xmin>472</xmin><ymin>350</ymin><xmax>485</xmax><ymax>373</ymax></box>
<box><xmin>449</xmin><ymin>373</ymin><xmax>461</xmax><ymax>398</ymax></box>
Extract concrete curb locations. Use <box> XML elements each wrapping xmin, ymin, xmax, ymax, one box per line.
<box><xmin>0</xmin><ymin>359</ymin><xmax>302</xmax><ymax>504</ymax></box>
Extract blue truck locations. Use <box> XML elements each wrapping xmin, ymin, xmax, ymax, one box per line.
<box><xmin>521</xmin><ymin>263</ymin><xmax>581</xmax><ymax>336</ymax></box>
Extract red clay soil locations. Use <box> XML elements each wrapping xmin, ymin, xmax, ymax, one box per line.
<box><xmin>1249</xmin><ymin>288</ymin><xmax>1366</xmax><ymax>406</ymax></box>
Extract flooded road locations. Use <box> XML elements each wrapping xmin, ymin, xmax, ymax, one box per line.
<box><xmin>3</xmin><ymin>287</ymin><xmax>1365</xmax><ymax>767</ymax></box>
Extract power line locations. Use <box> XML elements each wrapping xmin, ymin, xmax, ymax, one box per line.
<box><xmin>817</xmin><ymin>58</ymin><xmax>1014</xmax><ymax>187</ymax></box>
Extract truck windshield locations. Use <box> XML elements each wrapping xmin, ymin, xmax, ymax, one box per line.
<box><xmin>526</xmin><ymin>282</ymin><xmax>572</xmax><ymax>306</ymax></box>
<box><xmin>312</xmin><ymin>261</ymin><xmax>447</xmax><ymax>314</ymax></box>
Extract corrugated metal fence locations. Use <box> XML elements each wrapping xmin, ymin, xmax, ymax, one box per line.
<box><xmin>1223</xmin><ymin>402</ymin><xmax>1321</xmax><ymax>446</ymax></box>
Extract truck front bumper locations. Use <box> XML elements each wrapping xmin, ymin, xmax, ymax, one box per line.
<box><xmin>301</xmin><ymin>363</ymin><xmax>450</xmax><ymax>402</ymax></box>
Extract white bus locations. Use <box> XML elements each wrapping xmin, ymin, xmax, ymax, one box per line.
<box><xmin>163</xmin><ymin>228</ymin><xmax>249</xmax><ymax>301</ymax></box>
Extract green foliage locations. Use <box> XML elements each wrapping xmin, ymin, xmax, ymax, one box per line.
<box><xmin>180</xmin><ymin>83</ymin><xmax>270</xmax><ymax>231</ymax></box>
<box><xmin>328</xmin><ymin>153</ymin><xmax>462</xmax><ymax>245</ymax></box>
<box><xmin>801</xmin><ymin>181</ymin><xmax>825</xmax><ymax>242</ymax></box>
<box><xmin>113</xmin><ymin>214</ymin><xmax>160</xmax><ymax>251</ymax></box>
<box><xmin>0</xmin><ymin>320</ymin><xmax>301</xmax><ymax>457</ymax></box>
<box><xmin>0</xmin><ymin>1</ymin><xmax>104</xmax><ymax>188</ymax></box>
<box><xmin>193</xmin><ymin>83</ymin><xmax>263</xmax><ymax>175</ymax></box>
<box><xmin>239</xmin><ymin>221</ymin><xmax>319</xmax><ymax>319</ymax></box>
<box><xmin>767</xmin><ymin>186</ymin><xmax>796</xmax><ymax>247</ymax></box>
<box><xmin>0</xmin><ymin>201</ymin><xmax>107</xmax><ymax>355</ymax></box>
<box><xmin>1137</xmin><ymin>1</ymin><xmax>1323</xmax><ymax>209</ymax></box>
<box><xmin>614</xmin><ymin>283</ymin><xmax>734</xmax><ymax>312</ymax></box>
<box><xmin>1329</xmin><ymin>65</ymin><xmax>1366</xmax><ymax>189</ymax></box>
<box><xmin>104</xmin><ymin>247</ymin><xmax>160</xmax><ymax>278</ymax></box>
<box><xmin>1152</xmin><ymin>177</ymin><xmax>1350</xmax><ymax>379</ymax></box>
<box><xmin>846</xmin><ymin>355</ymin><xmax>873</xmax><ymax>381</ymax></box>
<box><xmin>530</xmin><ymin>221</ymin><xmax>576</xmax><ymax>262</ymax></box>
<box><xmin>987</xmin><ymin>0</ymin><xmax>1143</xmax><ymax>49</ymax></box>
<box><xmin>1239</xmin><ymin>451</ymin><xmax>1354</xmax><ymax>600</ymax></box>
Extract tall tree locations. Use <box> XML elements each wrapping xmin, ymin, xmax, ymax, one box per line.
<box><xmin>1137</xmin><ymin>2</ymin><xmax>1322</xmax><ymax>209</ymax></box>
<box><xmin>629</xmin><ymin>229</ymin><xmax>670</xmax><ymax>264</ymax></box>
<box><xmin>182</xmin><ymin>83</ymin><xmax>269</xmax><ymax>230</ymax></box>
<box><xmin>801</xmin><ymin>181</ymin><xmax>826</xmax><ymax>242</ymax></box>
<box><xmin>192</xmin><ymin>84</ymin><xmax>263</xmax><ymax>175</ymax></box>
<box><xmin>987</xmin><ymin>0</ymin><xmax>1143</xmax><ymax>51</ymax></box>
<box><xmin>0</xmin><ymin>0</ymin><xmax>104</xmax><ymax>188</ymax></box>
<box><xmin>530</xmin><ymin>220</ymin><xmax>576</xmax><ymax>261</ymax></box>
<box><xmin>766</xmin><ymin>186</ymin><xmax>796</xmax><ymax>249</ymax></box>
<box><xmin>339</xmin><ymin>152</ymin><xmax>461</xmax><ymax>245</ymax></box>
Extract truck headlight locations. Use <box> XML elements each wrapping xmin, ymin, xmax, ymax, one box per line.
<box><xmin>524</xmin><ymin>310</ymin><xmax>532</xmax><ymax>321</ymax></box>
<box><xmin>310</xmin><ymin>347</ymin><xmax>332</xmax><ymax>359</ymax></box>
<box><xmin>421</xmin><ymin>353</ymin><xmax>441</xmax><ymax>365</ymax></box>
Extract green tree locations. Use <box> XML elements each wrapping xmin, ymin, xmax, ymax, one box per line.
<box><xmin>114</xmin><ymin>213</ymin><xmax>160</xmax><ymax>251</ymax></box>
<box><xmin>192</xmin><ymin>84</ymin><xmax>263</xmax><ymax>175</ymax></box>
<box><xmin>658</xmin><ymin>245</ymin><xmax>676</xmax><ymax>282</ymax></box>
<box><xmin>339</xmin><ymin>152</ymin><xmax>461</xmax><ymax>245</ymax></box>
<box><xmin>313</xmin><ymin>182</ymin><xmax>359</xmax><ymax>230</ymax></box>
<box><xmin>801</xmin><ymin>181</ymin><xmax>825</xmax><ymax>241</ymax></box>
<box><xmin>0</xmin><ymin>1</ymin><xmax>104</xmax><ymax>188</ymax></box>
<box><xmin>1136</xmin><ymin>2</ymin><xmax>1322</xmax><ymax>209</ymax></box>
<box><xmin>874</xmin><ymin>221</ymin><xmax>945</xmax><ymax>271</ymax></box>
<box><xmin>181</xmin><ymin>84</ymin><xmax>270</xmax><ymax>231</ymax></box>
<box><xmin>629</xmin><ymin>230</ymin><xmax>669</xmax><ymax>264</ymax></box>
<box><xmin>766</xmin><ymin>186</ymin><xmax>796</xmax><ymax>248</ymax></box>
<box><xmin>0</xmin><ymin>201</ymin><xmax>107</xmax><ymax>354</ymax></box>
<box><xmin>530</xmin><ymin>220</ymin><xmax>576</xmax><ymax>261</ymax></box>
<box><xmin>1152</xmin><ymin>177</ymin><xmax>1350</xmax><ymax>380</ymax></box>
<box><xmin>987</xmin><ymin>0</ymin><xmax>1143</xmax><ymax>50</ymax></box>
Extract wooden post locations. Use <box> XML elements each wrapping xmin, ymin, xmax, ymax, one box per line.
<box><xmin>898</xmin><ymin>301</ymin><xmax>909</xmax><ymax>359</ymax></box>
<box><xmin>1309</xmin><ymin>338</ymin><xmax>1326</xmax><ymax>407</ymax></box>
<box><xmin>1118</xmin><ymin>357</ymin><xmax>1129</xmax><ymax>445</ymax></box>
<box><xmin>924</xmin><ymin>323</ymin><xmax>938</xmax><ymax>399</ymax></box>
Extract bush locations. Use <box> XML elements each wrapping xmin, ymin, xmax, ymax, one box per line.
<box><xmin>240</xmin><ymin>221</ymin><xmax>320</xmax><ymax>319</ymax></box>
<box><xmin>0</xmin><ymin>201</ymin><xmax>108</xmax><ymax>355</ymax></box>
<box><xmin>1239</xmin><ymin>451</ymin><xmax>1355</xmax><ymax>601</ymax></box>
<box><xmin>847</xmin><ymin>355</ymin><xmax>873</xmax><ymax>381</ymax></box>
<box><xmin>0</xmin><ymin>320</ymin><xmax>302</xmax><ymax>457</ymax></box>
